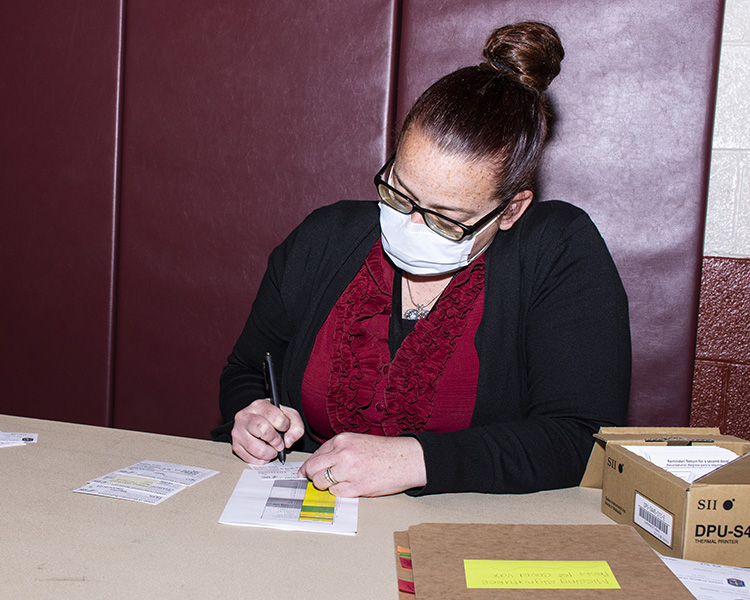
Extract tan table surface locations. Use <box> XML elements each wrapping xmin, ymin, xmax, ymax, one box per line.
<box><xmin>0</xmin><ymin>414</ymin><xmax>612</xmax><ymax>599</ymax></box>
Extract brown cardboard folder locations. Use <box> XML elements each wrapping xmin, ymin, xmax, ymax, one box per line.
<box><xmin>394</xmin><ymin>523</ymin><xmax>692</xmax><ymax>598</ymax></box>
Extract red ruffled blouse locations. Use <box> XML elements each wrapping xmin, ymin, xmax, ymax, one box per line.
<box><xmin>301</xmin><ymin>240</ymin><xmax>485</xmax><ymax>441</ymax></box>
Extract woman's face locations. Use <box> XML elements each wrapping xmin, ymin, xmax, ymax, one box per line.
<box><xmin>392</xmin><ymin>129</ymin><xmax>531</xmax><ymax>260</ymax></box>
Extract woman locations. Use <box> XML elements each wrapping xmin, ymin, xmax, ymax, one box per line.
<box><xmin>212</xmin><ymin>22</ymin><xmax>631</xmax><ymax>497</ymax></box>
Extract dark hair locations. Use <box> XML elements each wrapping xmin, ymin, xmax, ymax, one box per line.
<box><xmin>397</xmin><ymin>22</ymin><xmax>564</xmax><ymax>207</ymax></box>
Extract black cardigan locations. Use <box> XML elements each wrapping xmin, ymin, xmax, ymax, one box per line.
<box><xmin>213</xmin><ymin>199</ymin><xmax>631</xmax><ymax>495</ymax></box>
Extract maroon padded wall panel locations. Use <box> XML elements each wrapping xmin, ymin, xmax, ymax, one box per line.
<box><xmin>114</xmin><ymin>1</ymin><xmax>397</xmax><ymax>438</ymax></box>
<box><xmin>397</xmin><ymin>0</ymin><xmax>722</xmax><ymax>426</ymax></box>
<box><xmin>0</xmin><ymin>1</ymin><xmax>123</xmax><ymax>425</ymax></box>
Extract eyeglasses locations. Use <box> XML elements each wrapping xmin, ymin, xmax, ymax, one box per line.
<box><xmin>374</xmin><ymin>154</ymin><xmax>505</xmax><ymax>241</ymax></box>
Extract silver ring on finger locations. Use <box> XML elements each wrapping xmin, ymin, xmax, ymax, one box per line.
<box><xmin>323</xmin><ymin>467</ymin><xmax>338</xmax><ymax>486</ymax></box>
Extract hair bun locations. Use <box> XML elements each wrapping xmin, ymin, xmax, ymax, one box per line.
<box><xmin>482</xmin><ymin>22</ymin><xmax>564</xmax><ymax>93</ymax></box>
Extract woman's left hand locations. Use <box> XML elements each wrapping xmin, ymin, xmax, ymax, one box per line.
<box><xmin>297</xmin><ymin>432</ymin><xmax>427</xmax><ymax>497</ymax></box>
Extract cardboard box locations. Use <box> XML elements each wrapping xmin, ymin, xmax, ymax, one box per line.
<box><xmin>582</xmin><ymin>427</ymin><xmax>750</xmax><ymax>568</ymax></box>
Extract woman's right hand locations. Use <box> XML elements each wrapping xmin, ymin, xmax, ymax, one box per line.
<box><xmin>230</xmin><ymin>399</ymin><xmax>305</xmax><ymax>464</ymax></box>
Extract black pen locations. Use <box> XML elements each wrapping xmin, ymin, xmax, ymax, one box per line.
<box><xmin>263</xmin><ymin>352</ymin><xmax>286</xmax><ymax>464</ymax></box>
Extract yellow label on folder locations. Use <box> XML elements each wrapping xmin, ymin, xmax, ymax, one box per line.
<box><xmin>464</xmin><ymin>560</ymin><xmax>620</xmax><ymax>589</ymax></box>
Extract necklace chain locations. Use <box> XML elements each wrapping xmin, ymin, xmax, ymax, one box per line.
<box><xmin>403</xmin><ymin>275</ymin><xmax>453</xmax><ymax>320</ymax></box>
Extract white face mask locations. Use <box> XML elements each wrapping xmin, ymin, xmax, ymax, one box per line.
<box><xmin>379</xmin><ymin>203</ymin><xmax>498</xmax><ymax>276</ymax></box>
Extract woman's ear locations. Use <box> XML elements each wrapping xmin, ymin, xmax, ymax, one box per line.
<box><xmin>498</xmin><ymin>190</ymin><xmax>534</xmax><ymax>230</ymax></box>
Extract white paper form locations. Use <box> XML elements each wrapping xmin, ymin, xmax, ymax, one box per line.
<box><xmin>74</xmin><ymin>460</ymin><xmax>219</xmax><ymax>505</ymax></box>
<box><xmin>251</xmin><ymin>462</ymin><xmax>302</xmax><ymax>480</ymax></box>
<box><xmin>219</xmin><ymin>463</ymin><xmax>358</xmax><ymax>535</ymax></box>
<box><xmin>661</xmin><ymin>555</ymin><xmax>750</xmax><ymax>599</ymax></box>
<box><xmin>624</xmin><ymin>446</ymin><xmax>740</xmax><ymax>483</ymax></box>
<box><xmin>0</xmin><ymin>441</ymin><xmax>27</xmax><ymax>448</ymax></box>
<box><xmin>114</xmin><ymin>460</ymin><xmax>219</xmax><ymax>486</ymax></box>
<box><xmin>0</xmin><ymin>431</ymin><xmax>38</xmax><ymax>444</ymax></box>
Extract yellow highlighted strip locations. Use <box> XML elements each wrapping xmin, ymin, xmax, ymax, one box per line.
<box><xmin>299</xmin><ymin>482</ymin><xmax>336</xmax><ymax>522</ymax></box>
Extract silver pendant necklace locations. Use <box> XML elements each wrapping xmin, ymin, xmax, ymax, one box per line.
<box><xmin>403</xmin><ymin>275</ymin><xmax>454</xmax><ymax>320</ymax></box>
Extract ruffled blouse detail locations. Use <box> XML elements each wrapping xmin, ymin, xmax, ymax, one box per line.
<box><xmin>324</xmin><ymin>240</ymin><xmax>485</xmax><ymax>436</ymax></box>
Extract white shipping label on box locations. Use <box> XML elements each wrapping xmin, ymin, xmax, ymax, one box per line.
<box><xmin>623</xmin><ymin>445</ymin><xmax>739</xmax><ymax>483</ymax></box>
<box><xmin>634</xmin><ymin>492</ymin><xmax>674</xmax><ymax>547</ymax></box>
